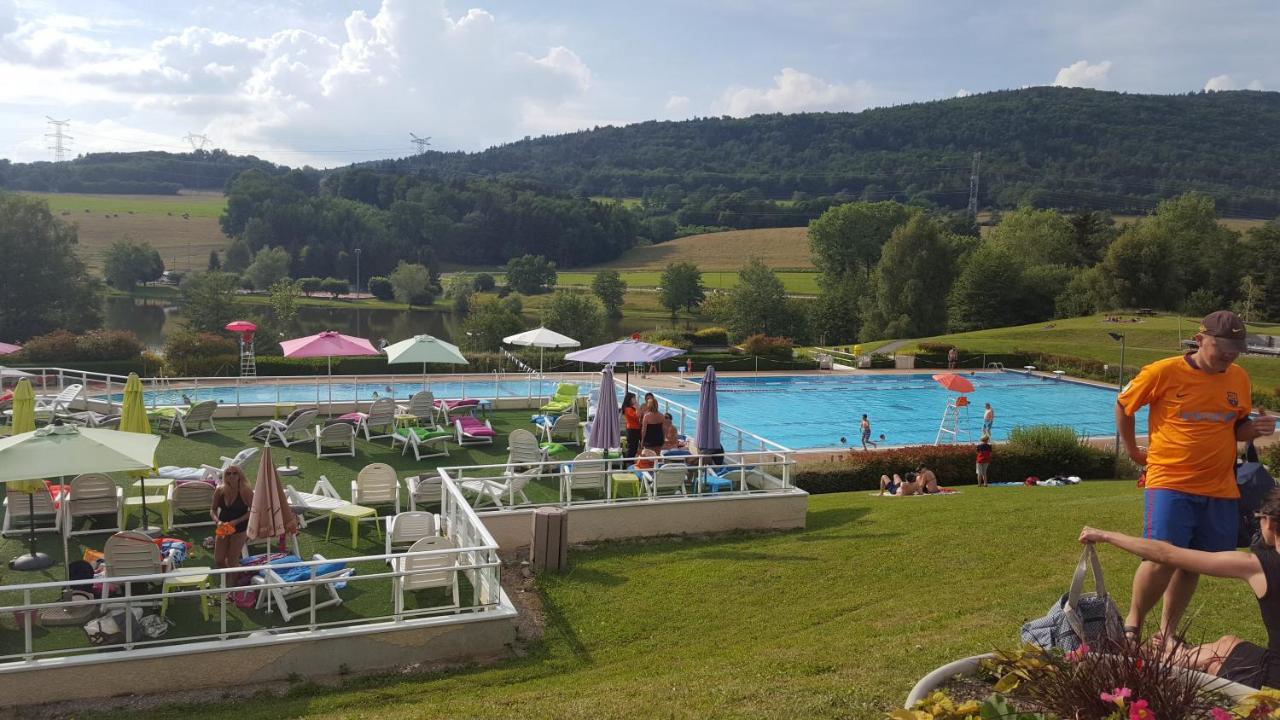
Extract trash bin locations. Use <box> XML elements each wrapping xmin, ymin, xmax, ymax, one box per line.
<box><xmin>531</xmin><ymin>507</ymin><xmax>568</xmax><ymax>573</ymax></box>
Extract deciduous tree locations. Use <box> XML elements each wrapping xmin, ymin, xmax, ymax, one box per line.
<box><xmin>179</xmin><ymin>272</ymin><xmax>240</xmax><ymax>333</ymax></box>
<box><xmin>505</xmin><ymin>255</ymin><xmax>558</xmax><ymax>294</ymax></box>
<box><xmin>102</xmin><ymin>239</ymin><xmax>165</xmax><ymax>289</ymax></box>
<box><xmin>659</xmin><ymin>262</ymin><xmax>704</xmax><ymax>319</ymax></box>
<box><xmin>808</xmin><ymin>201</ymin><xmax>917</xmax><ymax>278</ymax></box>
<box><xmin>389</xmin><ymin>262</ymin><xmax>435</xmax><ymax>307</ymax></box>
<box><xmin>243</xmin><ymin>246</ymin><xmax>291</xmax><ymax>290</ymax></box>
<box><xmin>0</xmin><ymin>193</ymin><xmax>102</xmax><ymax>341</ymax></box>
<box><xmin>542</xmin><ymin>291</ymin><xmax>605</xmax><ymax>346</ymax></box>
<box><xmin>862</xmin><ymin>215</ymin><xmax>956</xmax><ymax>340</ymax></box>
<box><xmin>590</xmin><ymin>270</ymin><xmax>627</xmax><ymax>319</ymax></box>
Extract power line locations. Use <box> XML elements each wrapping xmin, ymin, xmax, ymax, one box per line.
<box><xmin>967</xmin><ymin>151</ymin><xmax>981</xmax><ymax>217</ymax></box>
<box><xmin>44</xmin><ymin>117</ymin><xmax>72</xmax><ymax>162</ymax></box>
<box><xmin>410</xmin><ymin>133</ymin><xmax>431</xmax><ymax>155</ymax></box>
<box><xmin>182</xmin><ymin>133</ymin><xmax>210</xmax><ymax>152</ymax></box>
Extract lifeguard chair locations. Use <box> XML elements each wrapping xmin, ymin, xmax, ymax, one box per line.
<box><xmin>935</xmin><ymin>395</ymin><xmax>972</xmax><ymax>445</ymax></box>
<box><xmin>225</xmin><ymin>320</ymin><xmax>257</xmax><ymax>377</ymax></box>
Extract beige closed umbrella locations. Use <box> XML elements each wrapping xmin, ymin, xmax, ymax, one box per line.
<box><xmin>247</xmin><ymin>445</ymin><xmax>299</xmax><ymax>551</ymax></box>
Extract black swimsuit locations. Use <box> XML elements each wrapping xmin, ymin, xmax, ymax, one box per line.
<box><xmin>217</xmin><ymin>492</ymin><xmax>249</xmax><ymax>534</ymax></box>
<box><xmin>1219</xmin><ymin>545</ymin><xmax>1280</xmax><ymax>689</ymax></box>
<box><xmin>642</xmin><ymin>416</ymin><xmax>665</xmax><ymax>449</ymax></box>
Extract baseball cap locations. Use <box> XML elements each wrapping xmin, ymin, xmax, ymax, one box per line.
<box><xmin>1199</xmin><ymin>310</ymin><xmax>1248</xmax><ymax>352</ymax></box>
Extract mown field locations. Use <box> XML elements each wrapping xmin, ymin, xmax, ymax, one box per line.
<box><xmin>22</xmin><ymin>191</ymin><xmax>228</xmax><ymax>273</ymax></box>
<box><xmin>594</xmin><ymin>227</ymin><xmax>815</xmax><ymax>271</ymax></box>
<box><xmin>556</xmin><ymin>268</ymin><xmax>821</xmax><ymax>295</ymax></box>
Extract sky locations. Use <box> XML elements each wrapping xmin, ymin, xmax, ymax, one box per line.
<box><xmin>0</xmin><ymin>0</ymin><xmax>1276</xmax><ymax>168</ymax></box>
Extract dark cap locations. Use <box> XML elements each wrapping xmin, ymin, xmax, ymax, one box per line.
<box><xmin>1199</xmin><ymin>310</ymin><xmax>1247</xmax><ymax>352</ymax></box>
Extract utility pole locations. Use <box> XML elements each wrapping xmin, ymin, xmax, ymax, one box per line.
<box><xmin>967</xmin><ymin>150</ymin><xmax>981</xmax><ymax>218</ymax></box>
<box><xmin>45</xmin><ymin>117</ymin><xmax>72</xmax><ymax>162</ymax></box>
<box><xmin>182</xmin><ymin>133</ymin><xmax>210</xmax><ymax>272</ymax></box>
<box><xmin>355</xmin><ymin>248</ymin><xmax>362</xmax><ymax>298</ymax></box>
<box><xmin>410</xmin><ymin>133</ymin><xmax>431</xmax><ymax>155</ymax></box>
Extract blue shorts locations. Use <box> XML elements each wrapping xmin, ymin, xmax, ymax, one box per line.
<box><xmin>1143</xmin><ymin>488</ymin><xmax>1238</xmax><ymax>552</ymax></box>
<box><xmin>982</xmin><ymin>421</ymin><xmax>993</xmax><ymax>434</ymax></box>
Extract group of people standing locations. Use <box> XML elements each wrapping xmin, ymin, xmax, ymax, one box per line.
<box><xmin>620</xmin><ymin>391</ymin><xmax>682</xmax><ymax>458</ymax></box>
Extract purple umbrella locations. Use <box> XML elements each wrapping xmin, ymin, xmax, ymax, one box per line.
<box><xmin>694</xmin><ymin>366</ymin><xmax>722</xmax><ymax>454</ymax></box>
<box><xmin>587</xmin><ymin>367</ymin><xmax>620</xmax><ymax>452</ymax></box>
<box><xmin>565</xmin><ymin>339</ymin><xmax>685</xmax><ymax>394</ymax></box>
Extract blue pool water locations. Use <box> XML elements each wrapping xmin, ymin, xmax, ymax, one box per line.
<box><xmin>109</xmin><ymin>379</ymin><xmax>562</xmax><ymax>407</ymax></box>
<box><xmin>654</xmin><ymin>372</ymin><xmax>1145</xmax><ymax>451</ymax></box>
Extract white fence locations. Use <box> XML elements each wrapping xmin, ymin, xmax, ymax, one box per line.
<box><xmin>0</xmin><ymin>477</ymin><xmax>505</xmax><ymax>665</ymax></box>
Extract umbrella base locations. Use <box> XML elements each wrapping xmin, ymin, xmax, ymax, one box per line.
<box><xmin>9</xmin><ymin>552</ymin><xmax>54</xmax><ymax>571</ymax></box>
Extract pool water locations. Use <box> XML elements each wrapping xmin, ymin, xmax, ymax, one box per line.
<box><xmin>655</xmin><ymin>372</ymin><xmax>1145</xmax><ymax>451</ymax></box>
<box><xmin>110</xmin><ymin>379</ymin><xmax>563</xmax><ymax>407</ymax></box>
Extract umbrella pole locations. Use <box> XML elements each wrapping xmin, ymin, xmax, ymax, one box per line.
<box><xmin>422</xmin><ymin>362</ymin><xmax>427</xmax><ymax>392</ymax></box>
<box><xmin>9</xmin><ymin>491</ymin><xmax>54</xmax><ymax>571</ymax></box>
<box><xmin>327</xmin><ymin>356</ymin><xmax>333</xmax><ymax>417</ymax></box>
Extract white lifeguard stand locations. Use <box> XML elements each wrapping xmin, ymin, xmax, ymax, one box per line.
<box><xmin>935</xmin><ymin>394</ymin><xmax>972</xmax><ymax>445</ymax></box>
<box><xmin>226</xmin><ymin>320</ymin><xmax>257</xmax><ymax>377</ymax></box>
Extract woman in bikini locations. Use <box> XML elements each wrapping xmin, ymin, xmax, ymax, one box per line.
<box><xmin>210</xmin><ymin>465</ymin><xmax>254</xmax><ymax>569</ymax></box>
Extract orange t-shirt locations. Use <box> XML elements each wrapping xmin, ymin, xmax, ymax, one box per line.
<box><xmin>623</xmin><ymin>406</ymin><xmax>640</xmax><ymax>430</ymax></box>
<box><xmin>1117</xmin><ymin>354</ymin><xmax>1251</xmax><ymax>498</ymax></box>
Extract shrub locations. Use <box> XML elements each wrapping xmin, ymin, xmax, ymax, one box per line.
<box><xmin>320</xmin><ymin>278</ymin><xmax>349</xmax><ymax>298</ymax></box>
<box><xmin>17</xmin><ymin>330</ymin><xmax>79</xmax><ymax>362</ymax></box>
<box><xmin>163</xmin><ymin>331</ymin><xmax>239</xmax><ymax>376</ymax></box>
<box><xmin>739</xmin><ymin>334</ymin><xmax>793</xmax><ymax>359</ymax></box>
<box><xmin>367</xmin><ymin>276</ymin><xmax>393</xmax><ymax>301</ymax></box>
<box><xmin>869</xmin><ymin>353</ymin><xmax>896</xmax><ymax>369</ymax></box>
<box><xmin>690</xmin><ymin>327</ymin><xmax>729</xmax><ymax>345</ymax></box>
<box><xmin>298</xmin><ymin>277</ymin><xmax>323</xmax><ymax>296</ymax></box>
<box><xmin>473</xmin><ymin>272</ymin><xmax>496</xmax><ymax>292</ymax></box>
<box><xmin>916</xmin><ymin>341</ymin><xmax>956</xmax><ymax>353</ymax></box>
<box><xmin>639</xmin><ymin>329</ymin><xmax>694</xmax><ymax>351</ymax></box>
<box><xmin>17</xmin><ymin>329</ymin><xmax>143</xmax><ymax>362</ymax></box>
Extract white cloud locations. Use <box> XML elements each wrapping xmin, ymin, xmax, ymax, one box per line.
<box><xmin>1204</xmin><ymin>74</ymin><xmax>1265</xmax><ymax>92</ymax></box>
<box><xmin>955</xmin><ymin>88</ymin><xmax>971</xmax><ymax>98</ymax></box>
<box><xmin>1052</xmin><ymin>59</ymin><xmax>1112</xmax><ymax>89</ymax></box>
<box><xmin>717</xmin><ymin>67</ymin><xmax>872</xmax><ymax>117</ymax></box>
<box><xmin>664</xmin><ymin>94</ymin><xmax>690</xmax><ymax>115</ymax></box>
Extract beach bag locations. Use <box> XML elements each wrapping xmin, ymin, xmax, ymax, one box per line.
<box><xmin>84</xmin><ymin>608</ymin><xmax>142</xmax><ymax>646</ymax></box>
<box><xmin>1019</xmin><ymin>543</ymin><xmax>1124</xmax><ymax>652</ymax></box>
<box><xmin>1237</xmin><ymin>443</ymin><xmax>1276</xmax><ymax>547</ymax></box>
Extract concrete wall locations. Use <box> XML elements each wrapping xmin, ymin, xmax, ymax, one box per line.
<box><xmin>0</xmin><ymin>609</ymin><xmax>516</xmax><ymax>708</ymax></box>
<box><xmin>479</xmin><ymin>490</ymin><xmax>809</xmax><ymax>550</ymax></box>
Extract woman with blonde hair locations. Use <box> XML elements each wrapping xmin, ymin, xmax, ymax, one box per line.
<box><xmin>210</xmin><ymin>465</ymin><xmax>254</xmax><ymax>569</ymax></box>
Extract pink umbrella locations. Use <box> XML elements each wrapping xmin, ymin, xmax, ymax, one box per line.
<box><xmin>0</xmin><ymin>342</ymin><xmax>21</xmax><ymax>356</ymax></box>
<box><xmin>247</xmin><ymin>445</ymin><xmax>299</xmax><ymax>611</ymax></box>
<box><xmin>281</xmin><ymin>331</ymin><xmax>380</xmax><ymax>414</ymax></box>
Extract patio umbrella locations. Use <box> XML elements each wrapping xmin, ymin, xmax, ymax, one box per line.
<box><xmin>384</xmin><ymin>334</ymin><xmax>468</xmax><ymax>390</ymax></box>
<box><xmin>503</xmin><ymin>327</ymin><xmax>580</xmax><ymax>374</ymax></box>
<box><xmin>118</xmin><ymin>373</ymin><xmax>156</xmax><ymax>531</ymax></box>
<box><xmin>694</xmin><ymin>366</ymin><xmax>723</xmax><ymax>455</ymax></box>
<box><xmin>587</xmin><ymin>367</ymin><xmax>621</xmax><ymax>452</ymax></box>
<box><xmin>0</xmin><ymin>367</ymin><xmax>34</xmax><ymax>380</ymax></box>
<box><xmin>0</xmin><ymin>341</ymin><xmax>21</xmax><ymax>356</ymax></box>
<box><xmin>565</xmin><ymin>339</ymin><xmax>685</xmax><ymax>394</ymax></box>
<box><xmin>246</xmin><ymin>445</ymin><xmax>299</xmax><ymax>557</ymax></box>
<box><xmin>10</xmin><ymin>378</ymin><xmax>35</xmax><ymax>435</ymax></box>
<box><xmin>932</xmin><ymin>373</ymin><xmax>975</xmax><ymax>394</ymax></box>
<box><xmin>280</xmin><ymin>331</ymin><xmax>380</xmax><ymax>414</ymax></box>
<box><xmin>0</xmin><ymin>423</ymin><xmax>158</xmax><ymax>570</ymax></box>
<box><xmin>6</xmin><ymin>379</ymin><xmax>46</xmax><ymax>563</ymax></box>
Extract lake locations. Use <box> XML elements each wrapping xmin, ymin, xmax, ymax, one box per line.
<box><xmin>104</xmin><ymin>296</ymin><xmax>705</xmax><ymax>349</ymax></box>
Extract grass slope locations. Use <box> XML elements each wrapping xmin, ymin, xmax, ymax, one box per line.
<box><xmin>556</xmin><ymin>269</ymin><xmax>820</xmax><ymax>295</ymax></box>
<box><xmin>595</xmin><ymin>228</ymin><xmax>815</xmax><ymax>271</ymax></box>
<box><xmin>22</xmin><ymin>192</ymin><xmax>228</xmax><ymax>273</ymax></box>
<box><xmin>129</xmin><ymin>481</ymin><xmax>1258</xmax><ymax>719</ymax></box>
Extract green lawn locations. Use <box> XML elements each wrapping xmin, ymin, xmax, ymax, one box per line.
<box><xmin>555</xmin><ymin>270</ymin><xmax>821</xmax><ymax>295</ymax></box>
<box><xmin>113</xmin><ymin>285</ymin><xmax>449</xmax><ymax>312</ymax></box>
<box><xmin>23</xmin><ymin>191</ymin><xmax>227</xmax><ymax>219</ymax></box>
<box><xmin>123</xmin><ymin>481</ymin><xmax>1259</xmax><ymax>719</ymax></box>
<box><xmin>894</xmin><ymin>313</ymin><xmax>1280</xmax><ymax>391</ymax></box>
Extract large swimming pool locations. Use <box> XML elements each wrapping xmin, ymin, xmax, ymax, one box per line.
<box><xmin>654</xmin><ymin>372</ymin><xmax>1146</xmax><ymax>451</ymax></box>
<box><xmin>109</xmin><ymin>378</ymin><xmax>562</xmax><ymax>407</ymax></box>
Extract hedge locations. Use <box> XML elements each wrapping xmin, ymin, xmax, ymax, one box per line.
<box><xmin>793</xmin><ymin>442</ymin><xmax>1117</xmax><ymax>494</ymax></box>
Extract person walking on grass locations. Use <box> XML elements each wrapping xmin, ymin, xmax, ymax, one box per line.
<box><xmin>975</xmin><ymin>435</ymin><xmax>992</xmax><ymax>487</ymax></box>
<box><xmin>982</xmin><ymin>403</ymin><xmax>995</xmax><ymax>437</ymax></box>
<box><xmin>1115</xmin><ymin>310</ymin><xmax>1275</xmax><ymax>647</ymax></box>
<box><xmin>860</xmin><ymin>414</ymin><xmax>876</xmax><ymax>450</ymax></box>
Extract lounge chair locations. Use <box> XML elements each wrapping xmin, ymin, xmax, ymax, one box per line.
<box><xmin>542</xmin><ymin>413</ymin><xmax>581</xmax><ymax>448</ymax></box>
<box><xmin>252</xmin><ymin>554</ymin><xmax>353</xmax><ymax>622</ymax></box>
<box><xmin>507</xmin><ymin>428</ymin><xmax>546</xmax><ymax>470</ymax></box>
<box><xmin>168</xmin><ymin>400</ymin><xmax>218</xmax><ymax>437</ymax></box>
<box><xmin>61</xmin><ymin>410</ymin><xmax>121</xmax><ymax>428</ymax></box>
<box><xmin>405</xmin><ymin>474</ymin><xmax>443</xmax><ymax>511</ymax></box>
<box><xmin>315</xmin><ymin>422</ymin><xmax>356</xmax><ymax>458</ymax></box>
<box><xmin>393</xmin><ymin>536</ymin><xmax>459</xmax><ymax>615</ymax></box>
<box><xmin>539</xmin><ymin>383</ymin><xmax>579</xmax><ymax>415</ymax></box>
<box><xmin>103</xmin><ymin>530</ymin><xmax>169</xmax><ymax>599</ymax></box>
<box><xmin>385</xmin><ymin>511</ymin><xmax>440</xmax><ymax>557</ymax></box>
<box><xmin>2</xmin><ymin>486</ymin><xmax>60</xmax><ymax>537</ymax></box>
<box><xmin>397</xmin><ymin>391</ymin><xmax>436</xmax><ymax>425</ymax></box>
<box><xmin>356</xmin><ymin>397</ymin><xmax>397</xmax><ymax>442</ymax></box>
<box><xmin>155</xmin><ymin>447</ymin><xmax>259</xmax><ymax>482</ymax></box>
<box><xmin>459</xmin><ymin>468</ymin><xmax>534</xmax><ymax>509</ymax></box>
<box><xmin>285</xmin><ymin>477</ymin><xmax>347</xmax><ymax>528</ymax></box>
<box><xmin>644</xmin><ymin>465</ymin><xmax>688</xmax><ymax>498</ymax></box>
<box><xmin>4</xmin><ymin>384</ymin><xmax>84</xmax><ymax>423</ymax></box>
<box><xmin>434</xmin><ymin>398</ymin><xmax>480</xmax><ymax>425</ymax></box>
<box><xmin>351</xmin><ymin>463</ymin><xmax>401</xmax><ymax>515</ymax></box>
<box><xmin>392</xmin><ymin>425</ymin><xmax>451</xmax><ymax>460</ymax></box>
<box><xmin>60</xmin><ymin>473</ymin><xmax>123</xmax><ymax>537</ymax></box>
<box><xmin>561</xmin><ymin>450</ymin><xmax>608</xmax><ymax>502</ymax></box>
<box><xmin>454</xmin><ymin>416</ymin><xmax>496</xmax><ymax>446</ymax></box>
<box><xmin>253</xmin><ymin>408</ymin><xmax>318</xmax><ymax>447</ymax></box>
<box><xmin>168</xmin><ymin>481</ymin><xmax>217</xmax><ymax>529</ymax></box>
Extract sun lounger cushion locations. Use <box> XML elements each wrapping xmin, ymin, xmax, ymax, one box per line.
<box><xmin>457</xmin><ymin>417</ymin><xmax>495</xmax><ymax>436</ymax></box>
<box><xmin>406</xmin><ymin>427</ymin><xmax>453</xmax><ymax>440</ymax></box>
<box><xmin>437</xmin><ymin>399</ymin><xmax>479</xmax><ymax>410</ymax></box>
<box><xmin>540</xmin><ymin>442</ymin><xmax>571</xmax><ymax>457</ymax></box>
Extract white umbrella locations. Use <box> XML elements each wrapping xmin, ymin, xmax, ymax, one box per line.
<box><xmin>504</xmin><ymin>327</ymin><xmax>580</xmax><ymax>375</ymax></box>
<box><xmin>384</xmin><ymin>334</ymin><xmax>469</xmax><ymax>390</ymax></box>
<box><xmin>0</xmin><ymin>367</ymin><xmax>34</xmax><ymax>379</ymax></box>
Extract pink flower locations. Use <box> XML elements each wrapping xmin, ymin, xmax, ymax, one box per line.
<box><xmin>1210</xmin><ymin>708</ymin><xmax>1233</xmax><ymax>720</ymax></box>
<box><xmin>1128</xmin><ymin>698</ymin><xmax>1154</xmax><ymax>720</ymax></box>
<box><xmin>1101</xmin><ymin>687</ymin><xmax>1133</xmax><ymax>704</ymax></box>
<box><xmin>1066</xmin><ymin>643</ymin><xmax>1090</xmax><ymax>662</ymax></box>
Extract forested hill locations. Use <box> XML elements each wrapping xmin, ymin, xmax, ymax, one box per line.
<box><xmin>0</xmin><ymin>150</ymin><xmax>286</xmax><ymax>195</ymax></box>
<box><xmin>392</xmin><ymin>87</ymin><xmax>1280</xmax><ymax>217</ymax></box>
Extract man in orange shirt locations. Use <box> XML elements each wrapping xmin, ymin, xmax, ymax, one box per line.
<box><xmin>1115</xmin><ymin>310</ymin><xmax>1276</xmax><ymax>644</ymax></box>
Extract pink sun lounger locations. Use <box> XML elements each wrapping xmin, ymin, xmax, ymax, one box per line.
<box><xmin>454</xmin><ymin>415</ymin><xmax>496</xmax><ymax>446</ymax></box>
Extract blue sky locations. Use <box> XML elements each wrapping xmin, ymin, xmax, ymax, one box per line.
<box><xmin>0</xmin><ymin>0</ymin><xmax>1276</xmax><ymax>166</ymax></box>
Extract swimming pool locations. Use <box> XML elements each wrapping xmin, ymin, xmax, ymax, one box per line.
<box><xmin>654</xmin><ymin>372</ymin><xmax>1146</xmax><ymax>451</ymax></box>
<box><xmin>107</xmin><ymin>378</ymin><xmax>563</xmax><ymax>407</ymax></box>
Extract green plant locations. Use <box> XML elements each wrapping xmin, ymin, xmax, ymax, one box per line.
<box><xmin>639</xmin><ymin>329</ymin><xmax>693</xmax><ymax>351</ymax></box>
<box><xmin>16</xmin><ymin>329</ymin><xmax>143</xmax><ymax>362</ymax></box>
<box><xmin>739</xmin><ymin>334</ymin><xmax>793</xmax><ymax>358</ymax></box>
<box><xmin>367</xmin><ymin>276</ymin><xmax>393</xmax><ymax>301</ymax></box>
<box><xmin>473</xmin><ymin>272</ymin><xmax>496</xmax><ymax>292</ymax></box>
<box><xmin>690</xmin><ymin>327</ymin><xmax>729</xmax><ymax>345</ymax></box>
<box><xmin>163</xmin><ymin>331</ymin><xmax>238</xmax><ymax>376</ymax></box>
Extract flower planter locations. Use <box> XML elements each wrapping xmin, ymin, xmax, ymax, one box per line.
<box><xmin>905</xmin><ymin>652</ymin><xmax>1259</xmax><ymax>709</ymax></box>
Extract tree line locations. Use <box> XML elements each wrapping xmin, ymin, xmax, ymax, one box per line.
<box><xmin>0</xmin><ymin>150</ymin><xmax>286</xmax><ymax>194</ymax></box>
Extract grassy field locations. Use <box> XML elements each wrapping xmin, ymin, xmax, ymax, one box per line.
<box><xmin>556</xmin><ymin>269</ymin><xmax>821</xmax><ymax>295</ymax></box>
<box><xmin>594</xmin><ymin>227</ymin><xmax>815</xmax><ymax>271</ymax></box>
<box><xmin>23</xmin><ymin>191</ymin><xmax>228</xmax><ymax>273</ymax></box>
<box><xmin>893</xmin><ymin>313</ymin><xmax>1280</xmax><ymax>391</ymax></box>
<box><xmin>120</xmin><ymin>480</ymin><xmax>1261</xmax><ymax>719</ymax></box>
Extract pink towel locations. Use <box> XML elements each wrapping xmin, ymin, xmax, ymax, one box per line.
<box><xmin>436</xmin><ymin>398</ymin><xmax>479</xmax><ymax>410</ymax></box>
<box><xmin>456</xmin><ymin>416</ymin><xmax>495</xmax><ymax>436</ymax></box>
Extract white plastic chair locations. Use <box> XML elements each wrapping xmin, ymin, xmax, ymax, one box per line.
<box><xmin>156</xmin><ymin>447</ymin><xmax>259</xmax><ymax>482</ymax></box>
<box><xmin>397</xmin><ymin>391</ymin><xmax>436</xmax><ymax>425</ymax></box>
<box><xmin>358</xmin><ymin>397</ymin><xmax>397</xmax><ymax>442</ymax></box>
<box><xmin>168</xmin><ymin>481</ymin><xmax>216</xmax><ymax>529</ymax></box>
<box><xmin>392</xmin><ymin>426</ymin><xmax>451</xmax><ymax>460</ymax></box>
<box><xmin>385</xmin><ymin>511</ymin><xmax>440</xmax><ymax>557</ymax></box>
<box><xmin>169</xmin><ymin>400</ymin><xmax>218</xmax><ymax>437</ymax></box>
<box><xmin>543</xmin><ymin>413</ymin><xmax>581</xmax><ymax>447</ymax></box>
<box><xmin>561</xmin><ymin>451</ymin><xmax>608</xmax><ymax>502</ymax></box>
<box><xmin>507</xmin><ymin>428</ymin><xmax>546</xmax><ymax>469</ymax></box>
<box><xmin>264</xmin><ymin>409</ymin><xmax>318</xmax><ymax>447</ymax></box>
<box><xmin>285</xmin><ymin>477</ymin><xmax>347</xmax><ymax>528</ymax></box>
<box><xmin>393</xmin><ymin>536</ymin><xmax>459</xmax><ymax>615</ymax></box>
<box><xmin>2</xmin><ymin>486</ymin><xmax>60</xmax><ymax>537</ymax></box>
<box><xmin>253</xmin><ymin>554</ymin><xmax>352</xmax><ymax>622</ymax></box>
<box><xmin>459</xmin><ymin>469</ymin><xmax>534</xmax><ymax>509</ymax></box>
<box><xmin>644</xmin><ymin>465</ymin><xmax>688</xmax><ymax>498</ymax></box>
<box><xmin>103</xmin><ymin>530</ymin><xmax>168</xmax><ymax>593</ymax></box>
<box><xmin>315</xmin><ymin>422</ymin><xmax>357</xmax><ymax>458</ymax></box>
<box><xmin>405</xmin><ymin>474</ymin><xmax>443</xmax><ymax>511</ymax></box>
<box><xmin>351</xmin><ymin>463</ymin><xmax>401</xmax><ymax>515</ymax></box>
<box><xmin>61</xmin><ymin>473</ymin><xmax>123</xmax><ymax>537</ymax></box>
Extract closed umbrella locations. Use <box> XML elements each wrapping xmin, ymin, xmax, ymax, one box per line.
<box><xmin>565</xmin><ymin>339</ymin><xmax>685</xmax><ymax>394</ymax></box>
<box><xmin>246</xmin><ymin>446</ymin><xmax>299</xmax><ymax>611</ymax></box>
<box><xmin>503</xmin><ymin>327</ymin><xmax>580</xmax><ymax>374</ymax></box>
<box><xmin>10</xmin><ymin>378</ymin><xmax>35</xmax><ymax>435</ymax></box>
<box><xmin>694</xmin><ymin>366</ymin><xmax>723</xmax><ymax>455</ymax></box>
<box><xmin>384</xmin><ymin>334</ymin><xmax>468</xmax><ymax>390</ymax></box>
<box><xmin>0</xmin><ymin>423</ymin><xmax>159</xmax><ymax>570</ymax></box>
<box><xmin>587</xmin><ymin>367</ymin><xmax>621</xmax><ymax>452</ymax></box>
<box><xmin>6</xmin><ymin>380</ymin><xmax>46</xmax><ymax>564</ymax></box>
<box><xmin>281</xmin><ymin>331</ymin><xmax>380</xmax><ymax>415</ymax></box>
<box><xmin>118</xmin><ymin>373</ymin><xmax>157</xmax><ymax>531</ymax></box>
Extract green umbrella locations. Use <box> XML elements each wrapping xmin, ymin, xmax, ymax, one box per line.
<box><xmin>118</xmin><ymin>373</ymin><xmax>151</xmax><ymax>435</ymax></box>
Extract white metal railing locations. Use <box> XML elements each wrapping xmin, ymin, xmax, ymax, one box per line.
<box><xmin>0</xmin><ymin>478</ymin><xmax>505</xmax><ymax>665</ymax></box>
<box><xmin>637</xmin><ymin>386</ymin><xmax>793</xmax><ymax>455</ymax></box>
<box><xmin>438</xmin><ymin>450</ymin><xmax>795</xmax><ymax>511</ymax></box>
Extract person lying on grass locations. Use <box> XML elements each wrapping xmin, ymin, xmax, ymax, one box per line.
<box><xmin>1079</xmin><ymin>489</ymin><xmax>1280</xmax><ymax>691</ymax></box>
<box><xmin>879</xmin><ymin>472</ymin><xmax>921</xmax><ymax>496</ymax></box>
<box><xmin>916</xmin><ymin>466</ymin><xmax>940</xmax><ymax>494</ymax></box>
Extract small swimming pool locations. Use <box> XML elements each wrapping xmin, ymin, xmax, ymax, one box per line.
<box><xmin>655</xmin><ymin>372</ymin><xmax>1145</xmax><ymax>451</ymax></box>
<box><xmin>107</xmin><ymin>378</ymin><xmax>563</xmax><ymax>407</ymax></box>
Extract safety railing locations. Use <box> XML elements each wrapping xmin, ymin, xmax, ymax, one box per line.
<box><xmin>636</xmin><ymin>387</ymin><xmax>793</xmax><ymax>455</ymax></box>
<box><xmin>0</xmin><ymin>478</ymin><xmax>507</xmax><ymax>665</ymax></box>
<box><xmin>438</xmin><ymin>450</ymin><xmax>795</xmax><ymax>512</ymax></box>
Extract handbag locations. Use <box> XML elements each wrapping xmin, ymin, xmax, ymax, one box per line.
<box><xmin>1237</xmin><ymin>443</ymin><xmax>1277</xmax><ymax>547</ymax></box>
<box><xmin>1020</xmin><ymin>543</ymin><xmax>1124</xmax><ymax>651</ymax></box>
